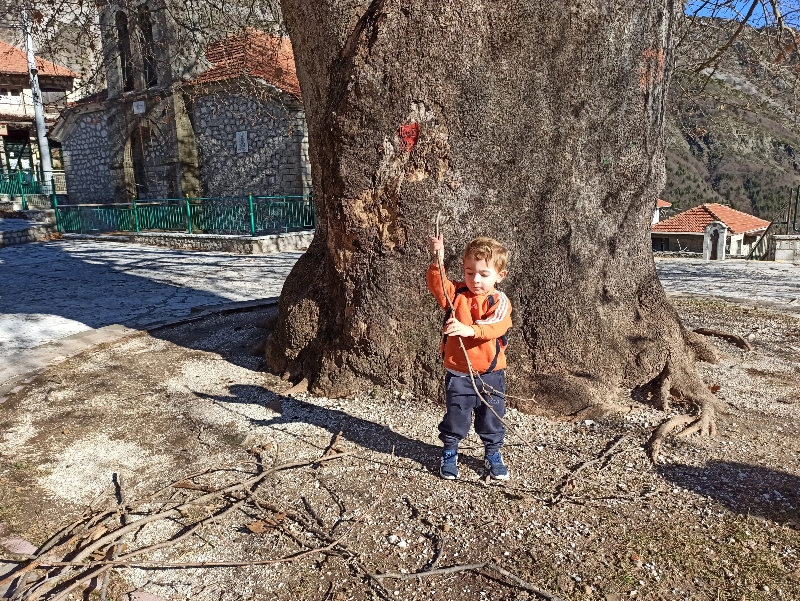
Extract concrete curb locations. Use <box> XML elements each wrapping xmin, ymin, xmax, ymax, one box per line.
<box><xmin>63</xmin><ymin>230</ymin><xmax>314</xmax><ymax>254</ymax></box>
<box><xmin>63</xmin><ymin>233</ymin><xmax>134</xmax><ymax>242</ymax></box>
<box><xmin>0</xmin><ymin>297</ymin><xmax>279</xmax><ymax>398</ymax></box>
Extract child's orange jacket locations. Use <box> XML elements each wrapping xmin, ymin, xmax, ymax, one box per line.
<box><xmin>426</xmin><ymin>263</ymin><xmax>512</xmax><ymax>374</ymax></box>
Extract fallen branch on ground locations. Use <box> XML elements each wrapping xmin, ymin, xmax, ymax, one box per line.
<box><xmin>373</xmin><ymin>562</ymin><xmax>564</xmax><ymax>601</ymax></box>
<box><xmin>550</xmin><ymin>434</ymin><xmax>631</xmax><ymax>504</ymax></box>
<box><xmin>5</xmin><ymin>451</ymin><xmax>353</xmax><ymax>600</ymax></box>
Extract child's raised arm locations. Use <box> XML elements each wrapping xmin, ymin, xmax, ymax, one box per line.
<box><xmin>426</xmin><ymin>232</ymin><xmax>455</xmax><ymax>308</ymax></box>
<box><xmin>428</xmin><ymin>233</ymin><xmax>443</xmax><ymax>264</ymax></box>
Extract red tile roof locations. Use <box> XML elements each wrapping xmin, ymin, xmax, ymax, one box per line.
<box><xmin>0</xmin><ymin>39</ymin><xmax>78</xmax><ymax>78</ymax></box>
<box><xmin>194</xmin><ymin>29</ymin><xmax>301</xmax><ymax>98</ymax></box>
<box><xmin>657</xmin><ymin>199</ymin><xmax>672</xmax><ymax>208</ymax></box>
<box><xmin>652</xmin><ymin>203</ymin><xmax>770</xmax><ymax>234</ymax></box>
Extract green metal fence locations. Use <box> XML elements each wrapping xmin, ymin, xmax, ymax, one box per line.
<box><xmin>54</xmin><ymin>195</ymin><xmax>315</xmax><ymax>236</ymax></box>
<box><xmin>1</xmin><ymin>169</ymin><xmax>62</xmax><ymax>210</ymax></box>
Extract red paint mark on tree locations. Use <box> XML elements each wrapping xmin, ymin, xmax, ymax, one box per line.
<box><xmin>398</xmin><ymin>123</ymin><xmax>420</xmax><ymax>152</ymax></box>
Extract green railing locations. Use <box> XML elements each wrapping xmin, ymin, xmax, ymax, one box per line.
<box><xmin>54</xmin><ymin>195</ymin><xmax>315</xmax><ymax>236</ymax></box>
<box><xmin>1</xmin><ymin>169</ymin><xmax>62</xmax><ymax>210</ymax></box>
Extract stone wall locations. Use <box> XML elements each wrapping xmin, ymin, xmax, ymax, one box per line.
<box><xmin>61</xmin><ymin>110</ymin><xmax>115</xmax><ymax>203</ymax></box>
<box><xmin>771</xmin><ymin>235</ymin><xmax>800</xmax><ymax>263</ymax></box>
<box><xmin>0</xmin><ymin>209</ymin><xmax>56</xmax><ymax>223</ymax></box>
<box><xmin>0</xmin><ymin>222</ymin><xmax>59</xmax><ymax>247</ymax></box>
<box><xmin>194</xmin><ymin>92</ymin><xmax>311</xmax><ymax>198</ymax></box>
<box><xmin>132</xmin><ymin>230</ymin><xmax>313</xmax><ymax>254</ymax></box>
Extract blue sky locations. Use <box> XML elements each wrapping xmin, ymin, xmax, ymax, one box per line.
<box><xmin>685</xmin><ymin>0</ymin><xmax>800</xmax><ymax>27</ymax></box>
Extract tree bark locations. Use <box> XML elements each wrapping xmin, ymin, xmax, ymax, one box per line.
<box><xmin>268</xmin><ymin>0</ymin><xmax>717</xmax><ymax>422</ymax></box>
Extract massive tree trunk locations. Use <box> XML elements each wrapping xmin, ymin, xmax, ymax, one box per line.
<box><xmin>267</xmin><ymin>0</ymin><xmax>719</xmax><ymax>444</ymax></box>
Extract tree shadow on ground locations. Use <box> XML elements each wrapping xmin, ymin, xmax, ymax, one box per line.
<box><xmin>151</xmin><ymin>305</ymin><xmax>278</xmax><ymax>372</ymax></box>
<box><xmin>659</xmin><ymin>460</ymin><xmax>800</xmax><ymax>521</ymax></box>
<box><xmin>1</xmin><ymin>240</ymin><xmax>299</xmax><ymax>371</ymax></box>
<box><xmin>194</xmin><ymin>384</ymin><xmax>487</xmax><ymax>477</ymax></box>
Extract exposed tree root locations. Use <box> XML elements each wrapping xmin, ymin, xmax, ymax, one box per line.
<box><xmin>693</xmin><ymin>327</ymin><xmax>753</xmax><ymax>351</ymax></box>
<box><xmin>647</xmin><ymin>363</ymin><xmax>722</xmax><ymax>462</ymax></box>
<box><xmin>283</xmin><ymin>378</ymin><xmax>309</xmax><ymax>395</ymax></box>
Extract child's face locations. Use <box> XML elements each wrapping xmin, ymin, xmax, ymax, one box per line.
<box><xmin>463</xmin><ymin>255</ymin><xmax>507</xmax><ymax>295</ymax></box>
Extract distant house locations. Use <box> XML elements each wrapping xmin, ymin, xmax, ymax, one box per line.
<box><xmin>651</xmin><ymin>203</ymin><xmax>770</xmax><ymax>259</ymax></box>
<box><xmin>652</xmin><ymin>199</ymin><xmax>672</xmax><ymax>224</ymax></box>
<box><xmin>0</xmin><ymin>39</ymin><xmax>77</xmax><ymax>174</ymax></box>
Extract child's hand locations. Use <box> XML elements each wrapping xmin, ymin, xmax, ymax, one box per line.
<box><xmin>443</xmin><ymin>317</ymin><xmax>474</xmax><ymax>338</ymax></box>
<box><xmin>428</xmin><ymin>233</ymin><xmax>443</xmax><ymax>262</ymax></box>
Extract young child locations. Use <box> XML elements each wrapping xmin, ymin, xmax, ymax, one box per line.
<box><xmin>426</xmin><ymin>234</ymin><xmax>512</xmax><ymax>480</ymax></box>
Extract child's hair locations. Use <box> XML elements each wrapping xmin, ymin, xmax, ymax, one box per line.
<box><xmin>463</xmin><ymin>237</ymin><xmax>508</xmax><ymax>272</ymax></box>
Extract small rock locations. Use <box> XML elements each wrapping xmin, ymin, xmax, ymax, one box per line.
<box><xmin>583</xmin><ymin>584</ymin><xmax>592</xmax><ymax>595</ymax></box>
<box><xmin>442</xmin><ymin>523</ymin><xmax>451</xmax><ymax>532</ymax></box>
<box><xmin>1</xmin><ymin>537</ymin><xmax>37</xmax><ymax>555</ymax></box>
<box><xmin>397</xmin><ymin>539</ymin><xmax>408</xmax><ymax>548</ymax></box>
<box><xmin>387</xmin><ymin>534</ymin><xmax>399</xmax><ymax>545</ymax></box>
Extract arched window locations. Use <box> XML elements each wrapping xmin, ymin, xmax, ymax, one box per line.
<box><xmin>115</xmin><ymin>11</ymin><xmax>134</xmax><ymax>91</ymax></box>
<box><xmin>138</xmin><ymin>5</ymin><xmax>157</xmax><ymax>87</ymax></box>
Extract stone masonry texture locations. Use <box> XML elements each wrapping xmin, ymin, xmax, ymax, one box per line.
<box><xmin>194</xmin><ymin>92</ymin><xmax>311</xmax><ymax>198</ymax></box>
<box><xmin>60</xmin><ymin>91</ymin><xmax>312</xmax><ymax>203</ymax></box>
<box><xmin>61</xmin><ymin>111</ymin><xmax>115</xmax><ymax>203</ymax></box>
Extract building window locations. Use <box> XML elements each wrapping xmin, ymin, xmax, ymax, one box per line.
<box><xmin>116</xmin><ymin>11</ymin><xmax>134</xmax><ymax>92</ymax></box>
<box><xmin>138</xmin><ymin>5</ymin><xmax>157</xmax><ymax>88</ymax></box>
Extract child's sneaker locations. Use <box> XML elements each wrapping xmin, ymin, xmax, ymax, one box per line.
<box><xmin>440</xmin><ymin>449</ymin><xmax>459</xmax><ymax>479</ymax></box>
<box><xmin>484</xmin><ymin>451</ymin><xmax>509</xmax><ymax>480</ymax></box>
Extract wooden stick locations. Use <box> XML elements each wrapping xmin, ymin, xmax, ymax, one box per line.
<box><xmin>375</xmin><ymin>562</ymin><xmax>487</xmax><ymax>579</ymax></box>
<box><xmin>484</xmin><ymin>563</ymin><xmax>565</xmax><ymax>601</ymax></box>
<box><xmin>71</xmin><ymin>452</ymin><xmax>351</xmax><ymax>564</ymax></box>
<box><xmin>551</xmin><ymin>434</ymin><xmax>630</xmax><ymax>503</ymax></box>
<box><xmin>101</xmin><ymin>472</ymin><xmax>132</xmax><ymax>601</ymax></box>
<box><xmin>372</xmin><ymin>561</ymin><xmax>565</xmax><ymax>601</ymax></box>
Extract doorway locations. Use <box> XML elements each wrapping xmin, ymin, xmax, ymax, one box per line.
<box><xmin>710</xmin><ymin>230</ymin><xmax>719</xmax><ymax>260</ymax></box>
<box><xmin>124</xmin><ymin>127</ymin><xmax>149</xmax><ymax>199</ymax></box>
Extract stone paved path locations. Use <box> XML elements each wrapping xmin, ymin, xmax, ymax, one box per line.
<box><xmin>654</xmin><ymin>257</ymin><xmax>800</xmax><ymax>313</ymax></box>
<box><xmin>0</xmin><ymin>240</ymin><xmax>301</xmax><ymax>384</ymax></box>
<box><xmin>2</xmin><ymin>241</ymin><xmax>799</xmax><ymax>386</ymax></box>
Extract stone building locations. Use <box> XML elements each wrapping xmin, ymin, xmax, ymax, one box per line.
<box><xmin>50</xmin><ymin>11</ymin><xmax>310</xmax><ymax>203</ymax></box>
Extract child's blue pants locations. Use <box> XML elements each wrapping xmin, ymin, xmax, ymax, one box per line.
<box><xmin>438</xmin><ymin>369</ymin><xmax>506</xmax><ymax>455</ymax></box>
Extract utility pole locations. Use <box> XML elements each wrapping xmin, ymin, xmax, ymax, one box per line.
<box><xmin>21</xmin><ymin>9</ymin><xmax>52</xmax><ymax>183</ymax></box>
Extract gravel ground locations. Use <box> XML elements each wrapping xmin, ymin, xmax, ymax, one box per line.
<box><xmin>0</xmin><ymin>299</ymin><xmax>798</xmax><ymax>601</ymax></box>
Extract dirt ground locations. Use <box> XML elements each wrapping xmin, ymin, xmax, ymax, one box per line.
<box><xmin>1</xmin><ymin>297</ymin><xmax>799</xmax><ymax>601</ymax></box>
